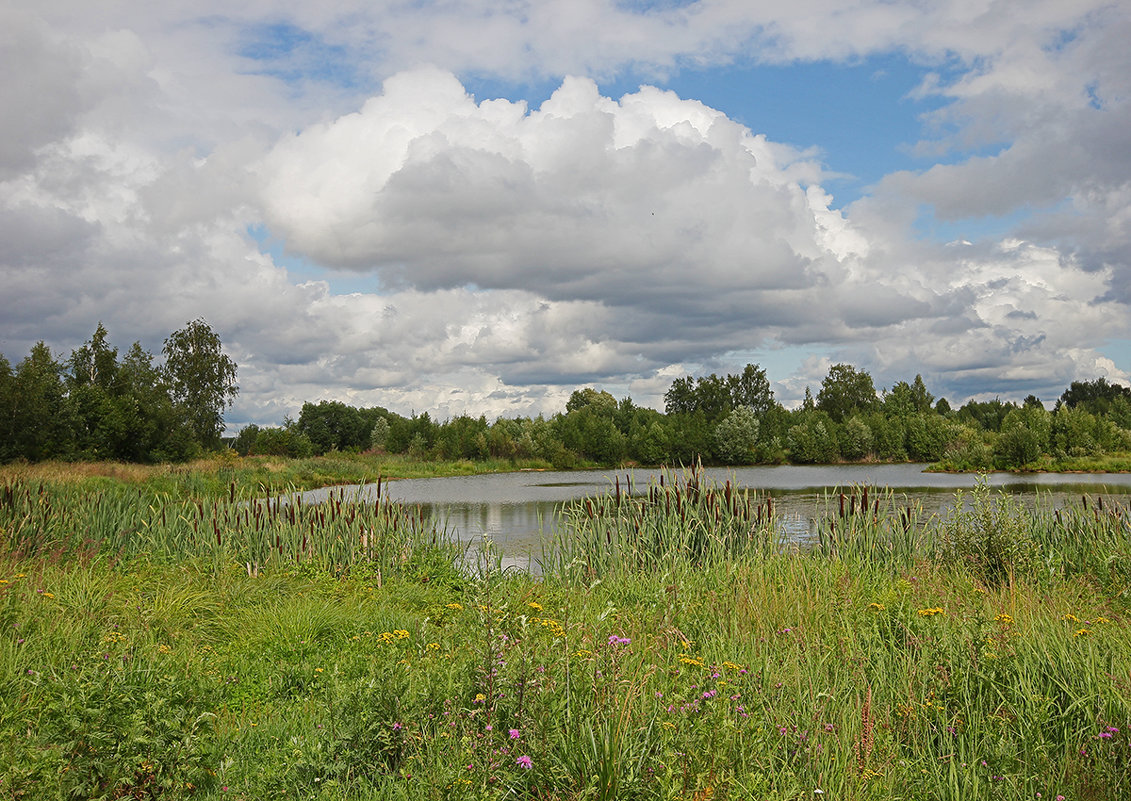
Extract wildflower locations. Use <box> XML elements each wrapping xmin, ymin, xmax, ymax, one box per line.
<box><xmin>394</xmin><ymin>629</ymin><xmax>410</xmax><ymax>639</ymax></box>
<box><xmin>608</xmin><ymin>635</ymin><xmax>631</xmax><ymax>646</ymax></box>
<box><xmin>868</xmin><ymin>603</ymin><xmax>885</xmax><ymax>612</ymax></box>
<box><xmin>528</xmin><ymin>601</ymin><xmax>543</xmax><ymax>611</ymax></box>
<box><xmin>474</xmin><ymin>693</ymin><xmax>487</xmax><ymax>703</ymax></box>
<box><xmin>516</xmin><ymin>755</ymin><xmax>533</xmax><ymax>770</ymax></box>
<box><xmin>917</xmin><ymin>608</ymin><xmax>945</xmax><ymax>617</ymax></box>
<box><xmin>509</xmin><ymin>729</ymin><xmax>520</xmax><ymax>740</ymax></box>
<box><xmin>995</xmin><ymin>613</ymin><xmax>1014</xmax><ymax>625</ymax></box>
<box><xmin>393</xmin><ymin>722</ymin><xmax>403</xmax><ymax>731</ymax></box>
<box><xmin>446</xmin><ymin>603</ymin><xmax>463</xmax><ymax>610</ymax></box>
<box><xmin>1075</xmin><ymin>629</ymin><xmax>1090</xmax><ymax>637</ymax></box>
<box><xmin>1062</xmin><ymin>613</ymin><xmax>1079</xmax><ymax>622</ymax></box>
<box><xmin>427</xmin><ymin>642</ymin><xmax>441</xmax><ymax>650</ymax></box>
<box><xmin>42</xmin><ymin>592</ymin><xmax>55</xmax><ymax>599</ymax></box>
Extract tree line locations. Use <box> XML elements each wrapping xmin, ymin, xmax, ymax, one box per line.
<box><xmin>3</xmin><ymin>320</ymin><xmax>1129</xmax><ymax>469</ymax></box>
<box><xmin>0</xmin><ymin>320</ymin><xmax>238</xmax><ymax>463</ymax></box>
<box><xmin>234</xmin><ymin>364</ymin><xmax>1131</xmax><ymax>471</ymax></box>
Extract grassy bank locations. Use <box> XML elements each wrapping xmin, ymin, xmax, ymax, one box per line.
<box><xmin>0</xmin><ymin>452</ymin><xmax>556</xmax><ymax>501</ymax></box>
<box><xmin>1</xmin><ymin>473</ymin><xmax>1130</xmax><ymax>799</ymax></box>
<box><xmin>927</xmin><ymin>452</ymin><xmax>1131</xmax><ymax>474</ymax></box>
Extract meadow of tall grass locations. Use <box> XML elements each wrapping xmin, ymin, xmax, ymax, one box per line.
<box><xmin>1</xmin><ymin>468</ymin><xmax>1129</xmax><ymax>799</ymax></box>
<box><xmin>0</xmin><ymin>451</ymin><xmax>555</xmax><ymax>501</ymax></box>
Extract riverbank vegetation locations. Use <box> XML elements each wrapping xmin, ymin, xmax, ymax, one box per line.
<box><xmin>2</xmin><ymin>469</ymin><xmax>1129</xmax><ymax>799</ymax></box>
<box><xmin>4</xmin><ymin>323</ymin><xmax>1131</xmax><ymax>473</ymax></box>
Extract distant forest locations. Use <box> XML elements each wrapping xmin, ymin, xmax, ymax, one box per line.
<box><xmin>0</xmin><ymin>321</ymin><xmax>237</xmax><ymax>463</ymax></box>
<box><xmin>237</xmin><ymin>365</ymin><xmax>1131</xmax><ymax>472</ymax></box>
<box><xmin>3</xmin><ymin>324</ymin><xmax>1130</xmax><ymax>470</ymax></box>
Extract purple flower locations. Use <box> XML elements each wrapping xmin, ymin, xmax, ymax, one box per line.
<box><xmin>509</xmin><ymin>729</ymin><xmax>520</xmax><ymax>739</ymax></box>
<box><xmin>516</xmin><ymin>755</ymin><xmax>533</xmax><ymax>770</ymax></box>
<box><xmin>607</xmin><ymin>635</ymin><xmax>631</xmax><ymax>646</ymax></box>
<box><xmin>392</xmin><ymin>722</ymin><xmax>403</xmax><ymax>731</ymax></box>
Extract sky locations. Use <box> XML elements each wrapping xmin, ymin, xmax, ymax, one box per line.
<box><xmin>2</xmin><ymin>0</ymin><xmax>1130</xmax><ymax>430</ymax></box>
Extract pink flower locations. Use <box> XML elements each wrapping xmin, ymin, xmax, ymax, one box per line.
<box><xmin>509</xmin><ymin>729</ymin><xmax>521</xmax><ymax>739</ymax></box>
<box><xmin>516</xmin><ymin>755</ymin><xmax>533</xmax><ymax>769</ymax></box>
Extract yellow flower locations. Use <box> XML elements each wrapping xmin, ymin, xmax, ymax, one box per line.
<box><xmin>917</xmin><ymin>608</ymin><xmax>945</xmax><ymax>617</ymax></box>
<box><xmin>42</xmin><ymin>592</ymin><xmax>55</xmax><ymax>599</ymax></box>
<box><xmin>156</xmin><ymin>644</ymin><xmax>171</xmax><ymax>654</ymax></box>
<box><xmin>0</xmin><ymin>579</ymin><xmax>9</xmax><ymax>585</ymax></box>
<box><xmin>528</xmin><ymin>601</ymin><xmax>544</xmax><ymax>611</ymax></box>
<box><xmin>427</xmin><ymin>642</ymin><xmax>441</xmax><ymax>650</ymax></box>
<box><xmin>678</xmin><ymin>654</ymin><xmax>705</xmax><ymax>667</ymax></box>
<box><xmin>1094</xmin><ymin>617</ymin><xmax>1110</xmax><ymax>625</ymax></box>
<box><xmin>662</xmin><ymin>721</ymin><xmax>676</xmax><ymax>729</ymax></box>
<box><xmin>994</xmin><ymin>613</ymin><xmax>1014</xmax><ymax>625</ymax></box>
<box><xmin>394</xmin><ymin>629</ymin><xmax>410</xmax><ymax>639</ymax></box>
<box><xmin>722</xmin><ymin>661</ymin><xmax>744</xmax><ymax>671</ymax></box>
<box><xmin>446</xmin><ymin>603</ymin><xmax>463</xmax><ymax>610</ymax></box>
<box><xmin>869</xmin><ymin>602</ymin><xmax>885</xmax><ymax>612</ymax></box>
<box><xmin>314</xmin><ymin>668</ymin><xmax>323</xmax><ymax>673</ymax></box>
<box><xmin>474</xmin><ymin>693</ymin><xmax>486</xmax><ymax>702</ymax></box>
<box><xmin>1075</xmin><ymin>628</ymin><xmax>1090</xmax><ymax>637</ymax></box>
<box><xmin>1062</xmin><ymin>613</ymin><xmax>1080</xmax><ymax>622</ymax></box>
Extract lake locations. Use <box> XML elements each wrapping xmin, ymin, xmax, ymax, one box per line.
<box><xmin>294</xmin><ymin>464</ymin><xmax>1131</xmax><ymax>567</ymax></box>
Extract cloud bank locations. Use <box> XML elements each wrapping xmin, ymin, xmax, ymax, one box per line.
<box><xmin>1</xmin><ymin>1</ymin><xmax>1129</xmax><ymax>427</ymax></box>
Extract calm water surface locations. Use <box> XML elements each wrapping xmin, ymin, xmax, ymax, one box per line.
<box><xmin>297</xmin><ymin>465</ymin><xmax>1131</xmax><ymax>566</ymax></box>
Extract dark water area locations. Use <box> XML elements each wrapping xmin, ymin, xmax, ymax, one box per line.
<box><xmin>294</xmin><ymin>465</ymin><xmax>1131</xmax><ymax>568</ymax></box>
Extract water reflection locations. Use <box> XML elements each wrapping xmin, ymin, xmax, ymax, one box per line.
<box><xmin>292</xmin><ymin>465</ymin><xmax>1131</xmax><ymax>567</ymax></box>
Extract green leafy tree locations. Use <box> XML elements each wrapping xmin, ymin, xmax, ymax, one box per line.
<box><xmin>1058</xmin><ymin>377</ymin><xmax>1131</xmax><ymax>415</ymax></box>
<box><xmin>713</xmin><ymin>406</ymin><xmax>760</xmax><ymax>465</ymax></box>
<box><xmin>65</xmin><ymin>324</ymin><xmax>122</xmax><ymax>459</ymax></box>
<box><xmin>840</xmin><ymin>416</ymin><xmax>873</xmax><ymax>460</ymax></box>
<box><xmin>369</xmin><ymin>417</ymin><xmax>390</xmax><ymax>451</ymax></box>
<box><xmin>726</xmin><ymin>364</ymin><xmax>775</xmax><ymax>416</ymax></box>
<box><xmin>883</xmin><ymin>375</ymin><xmax>934</xmax><ymax>418</ymax></box>
<box><xmin>116</xmin><ymin>342</ymin><xmax>188</xmax><ymax>462</ymax></box>
<box><xmin>664</xmin><ymin>364</ymin><xmax>774</xmax><ymax>422</ymax></box>
<box><xmin>787</xmin><ymin>412</ymin><xmax>839</xmax><ymax>464</ymax></box>
<box><xmin>816</xmin><ymin>364</ymin><xmax>877</xmax><ymax>422</ymax></box>
<box><xmin>565</xmin><ymin>388</ymin><xmax>617</xmax><ymax>416</ymax></box>
<box><xmin>296</xmin><ymin>400</ymin><xmax>370</xmax><ymax>453</ymax></box>
<box><xmin>162</xmin><ymin>319</ymin><xmax>238</xmax><ymax>451</ymax></box>
<box><xmin>11</xmin><ymin>342</ymin><xmax>72</xmax><ymax>460</ymax></box>
<box><xmin>995</xmin><ymin>407</ymin><xmax>1050</xmax><ymax>467</ymax></box>
<box><xmin>0</xmin><ymin>354</ymin><xmax>16</xmax><ymax>461</ymax></box>
<box><xmin>957</xmin><ymin>399</ymin><xmax>1016</xmax><ymax>432</ymax></box>
<box><xmin>905</xmin><ymin>412</ymin><xmax>948</xmax><ymax>461</ymax></box>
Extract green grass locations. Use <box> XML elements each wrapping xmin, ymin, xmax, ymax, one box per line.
<box><xmin>0</xmin><ymin>452</ymin><xmax>556</xmax><ymax>501</ymax></box>
<box><xmin>2</xmin><ymin>470</ymin><xmax>1130</xmax><ymax>799</ymax></box>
